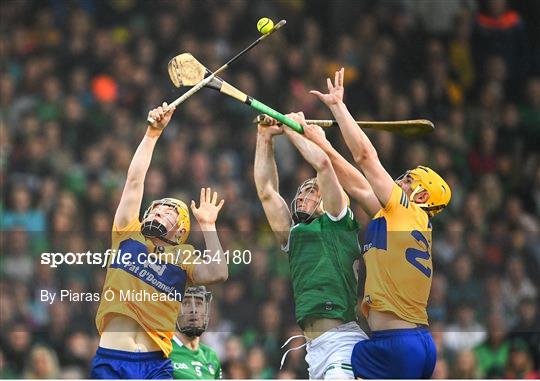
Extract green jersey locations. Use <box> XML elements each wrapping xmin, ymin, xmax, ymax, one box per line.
<box><xmin>284</xmin><ymin>207</ymin><xmax>361</xmax><ymax>328</ymax></box>
<box><xmin>170</xmin><ymin>336</ymin><xmax>222</xmax><ymax>379</ymax></box>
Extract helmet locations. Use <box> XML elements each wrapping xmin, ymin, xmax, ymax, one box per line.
<box><xmin>398</xmin><ymin>166</ymin><xmax>451</xmax><ymax>217</ymax></box>
<box><xmin>291</xmin><ymin>178</ymin><xmax>322</xmax><ymax>224</ymax></box>
<box><xmin>141</xmin><ymin>198</ymin><xmax>190</xmax><ymax>245</ymax></box>
<box><xmin>177</xmin><ymin>286</ymin><xmax>212</xmax><ymax>337</ymax></box>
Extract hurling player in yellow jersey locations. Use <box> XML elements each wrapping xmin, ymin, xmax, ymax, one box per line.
<box><xmin>309</xmin><ymin>69</ymin><xmax>451</xmax><ymax>379</ymax></box>
<box><xmin>91</xmin><ymin>103</ymin><xmax>228</xmax><ymax>379</ymax></box>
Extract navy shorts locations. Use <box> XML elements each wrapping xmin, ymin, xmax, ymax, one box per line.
<box><xmin>351</xmin><ymin>327</ymin><xmax>436</xmax><ymax>379</ymax></box>
<box><xmin>91</xmin><ymin>346</ymin><xmax>173</xmax><ymax>379</ymax></box>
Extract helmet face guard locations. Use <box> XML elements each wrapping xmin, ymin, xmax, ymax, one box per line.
<box><xmin>142</xmin><ymin>198</ymin><xmax>190</xmax><ymax>245</ymax></box>
<box><xmin>177</xmin><ymin>286</ymin><xmax>212</xmax><ymax>337</ymax></box>
<box><xmin>395</xmin><ymin>166</ymin><xmax>451</xmax><ymax>217</ymax></box>
<box><xmin>291</xmin><ymin>178</ymin><xmax>322</xmax><ymax>224</ymax></box>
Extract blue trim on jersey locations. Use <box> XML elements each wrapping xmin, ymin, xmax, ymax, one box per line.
<box><xmin>399</xmin><ymin>191</ymin><xmax>409</xmax><ymax>208</ymax></box>
<box><xmin>111</xmin><ymin>239</ymin><xmax>187</xmax><ymax>299</ymax></box>
<box><xmin>91</xmin><ymin>347</ymin><xmax>172</xmax><ymax>379</ymax></box>
<box><xmin>405</xmin><ymin>231</ymin><xmax>432</xmax><ymax>278</ymax></box>
<box><xmin>363</xmin><ymin>217</ymin><xmax>388</xmax><ymax>252</ymax></box>
<box><xmin>351</xmin><ymin>327</ymin><xmax>436</xmax><ymax>379</ymax></box>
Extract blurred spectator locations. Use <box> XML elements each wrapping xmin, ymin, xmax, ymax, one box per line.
<box><xmin>246</xmin><ymin>346</ymin><xmax>273</xmax><ymax>379</ymax></box>
<box><xmin>23</xmin><ymin>345</ymin><xmax>60</xmax><ymax>379</ymax></box>
<box><xmin>473</xmin><ymin>0</ymin><xmax>530</xmax><ymax>96</ymax></box>
<box><xmin>1</xmin><ymin>184</ymin><xmax>45</xmax><ymax>232</ymax></box>
<box><xmin>447</xmin><ymin>254</ymin><xmax>482</xmax><ymax>309</ymax></box>
<box><xmin>427</xmin><ymin>273</ymin><xmax>448</xmax><ymax>322</ymax></box>
<box><xmin>443</xmin><ymin>303</ymin><xmax>486</xmax><ymax>352</ymax></box>
<box><xmin>474</xmin><ymin>313</ymin><xmax>509</xmax><ymax>377</ymax></box>
<box><xmin>509</xmin><ymin>297</ymin><xmax>540</xmax><ymax>369</ymax></box>
<box><xmin>504</xmin><ymin>339</ymin><xmax>540</xmax><ymax>379</ymax></box>
<box><xmin>1</xmin><ymin>227</ymin><xmax>34</xmax><ymax>282</ymax></box>
<box><xmin>452</xmin><ymin>349</ymin><xmax>480</xmax><ymax>378</ymax></box>
<box><xmin>2</xmin><ymin>325</ymin><xmax>32</xmax><ymax>374</ymax></box>
<box><xmin>501</xmin><ymin>256</ymin><xmax>538</xmax><ymax>323</ymax></box>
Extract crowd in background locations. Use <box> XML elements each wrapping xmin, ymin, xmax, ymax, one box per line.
<box><xmin>1</xmin><ymin>0</ymin><xmax>539</xmax><ymax>378</ymax></box>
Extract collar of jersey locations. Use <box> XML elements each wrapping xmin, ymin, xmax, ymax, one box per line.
<box><xmin>173</xmin><ymin>335</ymin><xmax>200</xmax><ymax>354</ymax></box>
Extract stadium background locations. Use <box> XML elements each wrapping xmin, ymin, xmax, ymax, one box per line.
<box><xmin>1</xmin><ymin>0</ymin><xmax>539</xmax><ymax>378</ymax></box>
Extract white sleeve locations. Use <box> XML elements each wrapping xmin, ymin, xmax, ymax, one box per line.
<box><xmin>325</xmin><ymin>205</ymin><xmax>349</xmax><ymax>221</ymax></box>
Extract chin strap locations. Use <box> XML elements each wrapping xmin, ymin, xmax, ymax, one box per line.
<box><xmin>292</xmin><ymin>211</ymin><xmax>317</xmax><ymax>224</ymax></box>
<box><xmin>141</xmin><ymin>219</ymin><xmax>179</xmax><ymax>245</ymax></box>
<box><xmin>180</xmin><ymin>327</ymin><xmax>205</xmax><ymax>337</ymax></box>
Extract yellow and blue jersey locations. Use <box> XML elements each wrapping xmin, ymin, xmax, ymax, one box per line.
<box><xmin>95</xmin><ymin>217</ymin><xmax>195</xmax><ymax>357</ymax></box>
<box><xmin>361</xmin><ymin>184</ymin><xmax>432</xmax><ymax>326</ymax></box>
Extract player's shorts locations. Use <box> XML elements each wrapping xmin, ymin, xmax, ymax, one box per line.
<box><xmin>90</xmin><ymin>346</ymin><xmax>173</xmax><ymax>379</ymax></box>
<box><xmin>306</xmin><ymin>321</ymin><xmax>368</xmax><ymax>379</ymax></box>
<box><xmin>351</xmin><ymin>327</ymin><xmax>436</xmax><ymax>379</ymax></box>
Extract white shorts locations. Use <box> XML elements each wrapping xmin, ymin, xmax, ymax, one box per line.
<box><xmin>305</xmin><ymin>321</ymin><xmax>368</xmax><ymax>379</ymax></box>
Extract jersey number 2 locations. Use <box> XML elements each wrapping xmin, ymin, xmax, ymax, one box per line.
<box><xmin>405</xmin><ymin>230</ymin><xmax>431</xmax><ymax>278</ymax></box>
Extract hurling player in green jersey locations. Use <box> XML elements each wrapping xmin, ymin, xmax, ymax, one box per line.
<box><xmin>254</xmin><ymin>112</ymin><xmax>370</xmax><ymax>379</ymax></box>
<box><xmin>170</xmin><ymin>286</ymin><xmax>222</xmax><ymax>379</ymax></box>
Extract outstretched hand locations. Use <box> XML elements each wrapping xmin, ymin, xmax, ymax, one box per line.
<box><xmin>191</xmin><ymin>187</ymin><xmax>225</xmax><ymax>227</ymax></box>
<box><xmin>147</xmin><ymin>102</ymin><xmax>176</xmax><ymax>132</ymax></box>
<box><xmin>310</xmin><ymin>68</ymin><xmax>345</xmax><ymax>107</ymax></box>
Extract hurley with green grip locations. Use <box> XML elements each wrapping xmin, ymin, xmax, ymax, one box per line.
<box><xmin>249</xmin><ymin>100</ymin><xmax>303</xmax><ymax>133</ymax></box>
<box><xmin>166</xmin><ymin>53</ymin><xmax>304</xmax><ymax>133</ymax></box>
<box><xmin>150</xmin><ymin>20</ymin><xmax>287</xmax><ymax>126</ymax></box>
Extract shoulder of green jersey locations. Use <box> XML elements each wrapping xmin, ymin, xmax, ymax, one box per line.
<box><xmin>325</xmin><ymin>205</ymin><xmax>351</xmax><ymax>222</ymax></box>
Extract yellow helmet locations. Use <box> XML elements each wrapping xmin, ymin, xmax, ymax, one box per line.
<box><xmin>406</xmin><ymin>166</ymin><xmax>451</xmax><ymax>217</ymax></box>
<box><xmin>142</xmin><ymin>197</ymin><xmax>190</xmax><ymax>245</ymax></box>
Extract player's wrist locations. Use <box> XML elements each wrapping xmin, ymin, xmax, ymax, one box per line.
<box><xmin>198</xmin><ymin>222</ymin><xmax>217</xmax><ymax>231</ymax></box>
<box><xmin>257</xmin><ymin>130</ymin><xmax>275</xmax><ymax>143</ymax></box>
<box><xmin>328</xmin><ymin>100</ymin><xmax>345</xmax><ymax>111</ymax></box>
<box><xmin>145</xmin><ymin>125</ymin><xmax>163</xmax><ymax>138</ymax></box>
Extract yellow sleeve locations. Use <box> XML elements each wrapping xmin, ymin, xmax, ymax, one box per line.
<box><xmin>112</xmin><ymin>218</ymin><xmax>142</xmax><ymax>240</ymax></box>
<box><xmin>383</xmin><ymin>183</ymin><xmax>410</xmax><ymax>213</ymax></box>
<box><xmin>177</xmin><ymin>244</ymin><xmax>196</xmax><ymax>283</ymax></box>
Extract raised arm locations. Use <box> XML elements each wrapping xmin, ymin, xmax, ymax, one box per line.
<box><xmin>283</xmin><ymin>113</ymin><xmax>346</xmax><ymax>218</ymax></box>
<box><xmin>254</xmin><ymin>121</ymin><xmax>292</xmax><ymax>246</ymax></box>
<box><xmin>303</xmin><ymin>123</ymin><xmax>382</xmax><ymax>217</ymax></box>
<box><xmin>114</xmin><ymin>103</ymin><xmax>175</xmax><ymax>229</ymax></box>
<box><xmin>190</xmin><ymin>187</ymin><xmax>228</xmax><ymax>284</ymax></box>
<box><xmin>311</xmin><ymin>68</ymin><xmax>394</xmax><ymax>207</ymax></box>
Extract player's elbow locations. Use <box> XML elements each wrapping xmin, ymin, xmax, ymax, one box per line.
<box><xmin>256</xmin><ymin>183</ymin><xmax>275</xmax><ymax>201</ymax></box>
<box><xmin>353</xmin><ymin>147</ymin><xmax>378</xmax><ymax>167</ymax></box>
<box><xmin>210</xmin><ymin>267</ymin><xmax>229</xmax><ymax>283</ymax></box>
<box><xmin>194</xmin><ymin>265</ymin><xmax>228</xmax><ymax>284</ymax></box>
<box><xmin>313</xmin><ymin>154</ymin><xmax>331</xmax><ymax>173</ymax></box>
<box><xmin>217</xmin><ymin>269</ymin><xmax>229</xmax><ymax>282</ymax></box>
<box><xmin>125</xmin><ymin>174</ymin><xmax>143</xmax><ymax>188</ymax></box>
